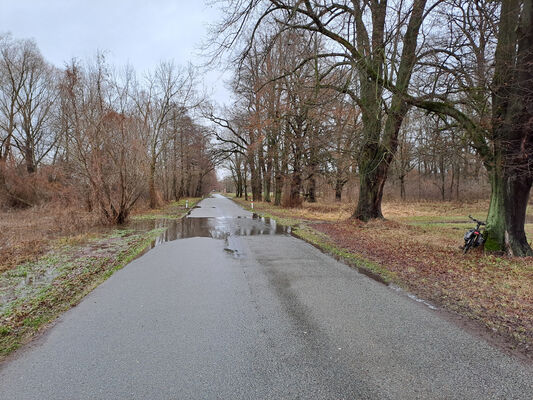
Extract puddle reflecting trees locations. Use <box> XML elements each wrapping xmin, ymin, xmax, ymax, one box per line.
<box><xmin>130</xmin><ymin>215</ymin><xmax>291</xmax><ymax>249</ymax></box>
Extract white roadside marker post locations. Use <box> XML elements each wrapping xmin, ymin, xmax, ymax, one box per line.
<box><xmin>185</xmin><ymin>200</ymin><xmax>189</xmax><ymax>209</ymax></box>
<box><xmin>251</xmin><ymin>201</ymin><xmax>254</xmax><ymax>210</ymax></box>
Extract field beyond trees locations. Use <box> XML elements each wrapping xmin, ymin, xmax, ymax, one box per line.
<box><xmin>231</xmin><ymin>196</ymin><xmax>533</xmax><ymax>360</ymax></box>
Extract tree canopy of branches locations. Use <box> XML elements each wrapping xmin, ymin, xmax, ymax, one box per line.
<box><xmin>209</xmin><ymin>0</ymin><xmax>533</xmax><ymax>256</ymax></box>
<box><xmin>0</xmin><ymin>37</ymin><xmax>215</xmax><ymax>224</ymax></box>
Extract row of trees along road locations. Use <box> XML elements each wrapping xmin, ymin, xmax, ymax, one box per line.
<box><xmin>208</xmin><ymin>0</ymin><xmax>533</xmax><ymax>256</ymax></box>
<box><xmin>0</xmin><ymin>35</ymin><xmax>216</xmax><ymax>224</ymax></box>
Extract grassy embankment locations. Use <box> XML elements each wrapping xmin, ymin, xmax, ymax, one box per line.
<box><xmin>0</xmin><ymin>198</ymin><xmax>200</xmax><ymax>360</ymax></box>
<box><xmin>231</xmin><ymin>195</ymin><xmax>533</xmax><ymax>358</ymax></box>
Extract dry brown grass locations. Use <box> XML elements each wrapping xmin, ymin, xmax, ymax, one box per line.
<box><xmin>0</xmin><ymin>198</ymin><xmax>200</xmax><ymax>273</ymax></box>
<box><xmin>0</xmin><ymin>205</ymin><xmax>100</xmax><ymax>273</ymax></box>
<box><xmin>382</xmin><ymin>200</ymin><xmax>491</xmax><ymax>218</ymax></box>
<box><xmin>237</xmin><ymin>197</ymin><xmax>500</xmax><ymax>221</ymax></box>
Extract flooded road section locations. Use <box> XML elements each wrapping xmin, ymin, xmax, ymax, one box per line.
<box><xmin>0</xmin><ymin>194</ymin><xmax>288</xmax><ymax>310</ymax></box>
<box><xmin>132</xmin><ymin>214</ymin><xmax>290</xmax><ymax>250</ymax></box>
<box><xmin>130</xmin><ymin>193</ymin><xmax>291</xmax><ymax>255</ymax></box>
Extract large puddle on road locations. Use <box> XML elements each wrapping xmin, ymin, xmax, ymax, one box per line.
<box><xmin>131</xmin><ymin>214</ymin><xmax>291</xmax><ymax>249</ymax></box>
<box><xmin>0</xmin><ymin>215</ymin><xmax>290</xmax><ymax>311</ymax></box>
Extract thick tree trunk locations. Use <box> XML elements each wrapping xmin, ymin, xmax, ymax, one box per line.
<box><xmin>353</xmin><ymin>135</ymin><xmax>391</xmax><ymax>220</ymax></box>
<box><xmin>249</xmin><ymin>155</ymin><xmax>262</xmax><ymax>202</ymax></box>
<box><xmin>484</xmin><ymin>0</ymin><xmax>533</xmax><ymax>256</ymax></box>
<box><xmin>274</xmin><ymin>173</ymin><xmax>282</xmax><ymax>206</ymax></box>
<box><xmin>264</xmin><ymin>175</ymin><xmax>271</xmax><ymax>202</ymax></box>
<box><xmin>25</xmin><ymin>139</ymin><xmax>36</xmax><ymax>174</ymax></box>
<box><xmin>288</xmin><ymin>170</ymin><xmax>303</xmax><ymax>207</ymax></box>
<box><xmin>195</xmin><ymin>173</ymin><xmax>203</xmax><ymax>197</ymax></box>
<box><xmin>251</xmin><ymin>167</ymin><xmax>262</xmax><ymax>202</ymax></box>
<box><xmin>353</xmin><ymin>167</ymin><xmax>387</xmax><ymax>220</ymax></box>
<box><xmin>235</xmin><ymin>166</ymin><xmax>243</xmax><ymax>197</ymax></box>
<box><xmin>149</xmin><ymin>157</ymin><xmax>157</xmax><ymax>209</ymax></box>
<box><xmin>399</xmin><ymin>175</ymin><xmax>406</xmax><ymax>200</ymax></box>
<box><xmin>485</xmin><ymin>165</ymin><xmax>533</xmax><ymax>256</ymax></box>
<box><xmin>114</xmin><ymin>208</ymin><xmax>129</xmax><ymax>225</ymax></box>
<box><xmin>286</xmin><ymin>136</ymin><xmax>303</xmax><ymax>207</ymax></box>
<box><xmin>351</xmin><ymin>0</ymin><xmax>425</xmax><ymax>220</ymax></box>
<box><xmin>335</xmin><ymin>179</ymin><xmax>343</xmax><ymax>202</ymax></box>
<box><xmin>307</xmin><ymin>174</ymin><xmax>317</xmax><ymax>203</ymax></box>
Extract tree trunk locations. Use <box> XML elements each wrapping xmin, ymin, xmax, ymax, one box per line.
<box><xmin>307</xmin><ymin>174</ymin><xmax>317</xmax><ymax>203</ymax></box>
<box><xmin>288</xmin><ymin>170</ymin><xmax>302</xmax><ymax>207</ymax></box>
<box><xmin>249</xmin><ymin>154</ymin><xmax>262</xmax><ymax>202</ymax></box>
<box><xmin>244</xmin><ymin>162</ymin><xmax>249</xmax><ymax>201</ymax></box>
<box><xmin>273</xmin><ymin>143</ymin><xmax>283</xmax><ymax>206</ymax></box>
<box><xmin>485</xmin><ymin>164</ymin><xmax>533</xmax><ymax>256</ymax></box>
<box><xmin>149</xmin><ymin>157</ymin><xmax>157</xmax><ymax>209</ymax></box>
<box><xmin>274</xmin><ymin>173</ymin><xmax>282</xmax><ymax>206</ymax></box>
<box><xmin>484</xmin><ymin>0</ymin><xmax>533</xmax><ymax>256</ymax></box>
<box><xmin>236</xmin><ymin>165</ymin><xmax>243</xmax><ymax>197</ymax></box>
<box><xmin>244</xmin><ymin>177</ymin><xmax>248</xmax><ymax>201</ymax></box>
<box><xmin>334</xmin><ymin>178</ymin><xmax>343</xmax><ymax>202</ymax></box>
<box><xmin>399</xmin><ymin>175</ymin><xmax>406</xmax><ymax>200</ymax></box>
<box><xmin>25</xmin><ymin>138</ymin><xmax>36</xmax><ymax>174</ymax></box>
<box><xmin>353</xmin><ymin>166</ymin><xmax>387</xmax><ymax>220</ymax></box>
<box><xmin>195</xmin><ymin>173</ymin><xmax>204</xmax><ymax>197</ymax></box>
<box><xmin>351</xmin><ymin>0</ymin><xmax>425</xmax><ymax>221</ymax></box>
<box><xmin>264</xmin><ymin>157</ymin><xmax>272</xmax><ymax>202</ymax></box>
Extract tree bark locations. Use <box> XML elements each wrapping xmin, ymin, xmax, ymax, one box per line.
<box><xmin>484</xmin><ymin>0</ymin><xmax>533</xmax><ymax>255</ymax></box>
<box><xmin>149</xmin><ymin>155</ymin><xmax>157</xmax><ymax>209</ymax></box>
<box><xmin>399</xmin><ymin>175</ymin><xmax>406</xmax><ymax>200</ymax></box>
<box><xmin>288</xmin><ymin>169</ymin><xmax>303</xmax><ymax>207</ymax></box>
<box><xmin>334</xmin><ymin>177</ymin><xmax>344</xmax><ymax>202</ymax></box>
<box><xmin>354</xmin><ymin>160</ymin><xmax>387</xmax><ymax>220</ymax></box>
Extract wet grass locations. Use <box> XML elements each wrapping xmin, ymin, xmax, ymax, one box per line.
<box><xmin>131</xmin><ymin>198</ymin><xmax>201</xmax><ymax>220</ymax></box>
<box><xmin>230</xmin><ymin>195</ymin><xmax>533</xmax><ymax>359</ymax></box>
<box><xmin>0</xmin><ymin>198</ymin><xmax>200</xmax><ymax>361</ymax></box>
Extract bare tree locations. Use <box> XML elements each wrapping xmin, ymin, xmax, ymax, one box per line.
<box><xmin>134</xmin><ymin>62</ymin><xmax>198</xmax><ymax>208</ymax></box>
<box><xmin>61</xmin><ymin>57</ymin><xmax>147</xmax><ymax>224</ymax></box>
<box><xmin>13</xmin><ymin>46</ymin><xmax>58</xmax><ymax>173</ymax></box>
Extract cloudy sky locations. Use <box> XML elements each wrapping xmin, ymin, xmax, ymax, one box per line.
<box><xmin>0</xmin><ymin>0</ymin><xmax>232</xmax><ymax>104</ymax></box>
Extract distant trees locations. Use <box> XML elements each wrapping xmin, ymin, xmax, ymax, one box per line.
<box><xmin>0</xmin><ymin>35</ymin><xmax>59</xmax><ymax>205</ymax></box>
<box><xmin>0</xmin><ymin>38</ymin><xmax>214</xmax><ymax>224</ymax></box>
<box><xmin>134</xmin><ymin>62</ymin><xmax>200</xmax><ymax>208</ymax></box>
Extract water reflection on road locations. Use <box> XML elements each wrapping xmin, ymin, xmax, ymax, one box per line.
<box><xmin>131</xmin><ymin>214</ymin><xmax>291</xmax><ymax>249</ymax></box>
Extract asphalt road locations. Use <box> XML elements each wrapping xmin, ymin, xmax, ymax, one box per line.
<box><xmin>1</xmin><ymin>194</ymin><xmax>532</xmax><ymax>399</ymax></box>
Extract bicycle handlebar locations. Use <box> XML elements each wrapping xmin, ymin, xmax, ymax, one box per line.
<box><xmin>468</xmin><ymin>215</ymin><xmax>486</xmax><ymax>225</ymax></box>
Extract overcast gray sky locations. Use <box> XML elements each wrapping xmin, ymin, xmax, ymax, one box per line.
<box><xmin>0</xmin><ymin>0</ymin><xmax>231</xmax><ymax>104</ymax></box>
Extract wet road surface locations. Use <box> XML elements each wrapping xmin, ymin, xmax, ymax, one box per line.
<box><xmin>1</xmin><ymin>194</ymin><xmax>532</xmax><ymax>399</ymax></box>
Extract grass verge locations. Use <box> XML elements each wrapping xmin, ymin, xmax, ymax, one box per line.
<box><xmin>0</xmin><ymin>198</ymin><xmax>200</xmax><ymax>361</ymax></box>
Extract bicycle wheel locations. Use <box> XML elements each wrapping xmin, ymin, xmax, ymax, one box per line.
<box><xmin>463</xmin><ymin>237</ymin><xmax>475</xmax><ymax>254</ymax></box>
